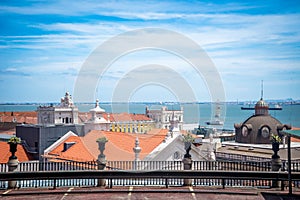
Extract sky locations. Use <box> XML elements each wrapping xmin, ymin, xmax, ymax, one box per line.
<box><xmin>0</xmin><ymin>0</ymin><xmax>299</xmax><ymax>103</ymax></box>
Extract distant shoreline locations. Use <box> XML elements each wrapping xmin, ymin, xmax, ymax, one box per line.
<box><xmin>0</xmin><ymin>100</ymin><xmax>299</xmax><ymax>106</ymax></box>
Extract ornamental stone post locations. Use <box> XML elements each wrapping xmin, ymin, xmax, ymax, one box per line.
<box><xmin>271</xmin><ymin>142</ymin><xmax>281</xmax><ymax>188</ymax></box>
<box><xmin>183</xmin><ymin>141</ymin><xmax>192</xmax><ymax>186</ymax></box>
<box><xmin>7</xmin><ymin>137</ymin><xmax>21</xmax><ymax>189</ymax></box>
<box><xmin>96</xmin><ymin>137</ymin><xmax>108</xmax><ymax>187</ymax></box>
<box><xmin>183</xmin><ymin>156</ymin><xmax>192</xmax><ymax>186</ymax></box>
<box><xmin>133</xmin><ymin>137</ymin><xmax>141</xmax><ymax>170</ymax></box>
<box><xmin>7</xmin><ymin>157</ymin><xmax>19</xmax><ymax>189</ymax></box>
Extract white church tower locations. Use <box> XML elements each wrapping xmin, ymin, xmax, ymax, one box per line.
<box><xmin>37</xmin><ymin>92</ymin><xmax>79</xmax><ymax>125</ymax></box>
<box><xmin>84</xmin><ymin>99</ymin><xmax>110</xmax><ymax>133</ymax></box>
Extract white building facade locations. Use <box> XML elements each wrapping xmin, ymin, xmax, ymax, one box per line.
<box><xmin>84</xmin><ymin>99</ymin><xmax>110</xmax><ymax>133</ymax></box>
<box><xmin>146</xmin><ymin>106</ymin><xmax>184</xmax><ymax>130</ymax></box>
<box><xmin>37</xmin><ymin>92</ymin><xmax>78</xmax><ymax>125</ymax></box>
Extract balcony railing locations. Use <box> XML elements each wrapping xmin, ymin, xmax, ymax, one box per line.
<box><xmin>0</xmin><ymin>160</ymin><xmax>299</xmax><ymax>189</ymax></box>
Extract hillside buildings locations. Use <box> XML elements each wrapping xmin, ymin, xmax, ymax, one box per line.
<box><xmin>11</xmin><ymin>90</ymin><xmax>299</xmax><ymax>164</ymax></box>
<box><xmin>17</xmin><ymin>92</ymin><xmax>85</xmax><ymax>160</ymax></box>
<box><xmin>14</xmin><ymin>92</ymin><xmax>193</xmax><ymax>162</ymax></box>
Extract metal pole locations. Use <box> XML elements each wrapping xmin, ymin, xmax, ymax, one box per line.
<box><xmin>287</xmin><ymin>135</ymin><xmax>292</xmax><ymax>195</ymax></box>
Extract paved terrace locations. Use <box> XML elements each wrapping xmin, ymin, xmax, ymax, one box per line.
<box><xmin>1</xmin><ymin>186</ymin><xmax>300</xmax><ymax>200</ymax></box>
<box><xmin>1</xmin><ymin>159</ymin><xmax>300</xmax><ymax>199</ymax></box>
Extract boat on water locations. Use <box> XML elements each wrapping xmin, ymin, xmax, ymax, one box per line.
<box><xmin>206</xmin><ymin>120</ymin><xmax>224</xmax><ymax>125</ymax></box>
<box><xmin>241</xmin><ymin>104</ymin><xmax>282</xmax><ymax>110</ymax></box>
<box><xmin>205</xmin><ymin>103</ymin><xmax>224</xmax><ymax>126</ymax></box>
<box><xmin>270</xmin><ymin>104</ymin><xmax>283</xmax><ymax>110</ymax></box>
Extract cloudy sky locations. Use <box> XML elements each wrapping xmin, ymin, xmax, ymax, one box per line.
<box><xmin>0</xmin><ymin>0</ymin><xmax>299</xmax><ymax>103</ymax></box>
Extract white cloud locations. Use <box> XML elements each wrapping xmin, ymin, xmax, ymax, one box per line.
<box><xmin>3</xmin><ymin>68</ymin><xmax>17</xmax><ymax>72</ymax></box>
<box><xmin>0</xmin><ymin>1</ymin><xmax>259</xmax><ymax>17</ymax></box>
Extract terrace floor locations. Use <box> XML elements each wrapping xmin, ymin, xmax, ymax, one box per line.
<box><xmin>1</xmin><ymin>186</ymin><xmax>300</xmax><ymax>200</ymax></box>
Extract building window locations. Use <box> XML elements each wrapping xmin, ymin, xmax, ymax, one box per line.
<box><xmin>261</xmin><ymin>126</ymin><xmax>270</xmax><ymax>138</ymax></box>
<box><xmin>242</xmin><ymin>126</ymin><xmax>248</xmax><ymax>137</ymax></box>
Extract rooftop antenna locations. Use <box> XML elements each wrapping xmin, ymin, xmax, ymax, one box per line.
<box><xmin>261</xmin><ymin>80</ymin><xmax>264</xmax><ymax>100</ymax></box>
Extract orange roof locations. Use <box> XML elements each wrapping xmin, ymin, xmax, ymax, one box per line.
<box><xmin>46</xmin><ymin>136</ymin><xmax>95</xmax><ymax>162</ymax></box>
<box><xmin>0</xmin><ymin>130</ymin><xmax>15</xmax><ymax>135</ymax></box>
<box><xmin>0</xmin><ymin>111</ymin><xmax>37</xmax><ymax>117</ymax></box>
<box><xmin>82</xmin><ymin>129</ymin><xmax>168</xmax><ymax>161</ymax></box>
<box><xmin>0</xmin><ymin>141</ymin><xmax>33</xmax><ymax>163</ymax></box>
<box><xmin>78</xmin><ymin>112</ymin><xmax>91</xmax><ymax>123</ymax></box>
<box><xmin>45</xmin><ymin>129</ymin><xmax>168</xmax><ymax>162</ymax></box>
<box><xmin>46</xmin><ymin>129</ymin><xmax>168</xmax><ymax>161</ymax></box>
<box><xmin>0</xmin><ymin>111</ymin><xmax>37</xmax><ymax>124</ymax></box>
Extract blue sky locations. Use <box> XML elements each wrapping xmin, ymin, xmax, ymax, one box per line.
<box><xmin>0</xmin><ymin>0</ymin><xmax>299</xmax><ymax>103</ymax></box>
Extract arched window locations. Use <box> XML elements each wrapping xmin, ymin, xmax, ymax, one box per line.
<box><xmin>261</xmin><ymin>126</ymin><xmax>270</xmax><ymax>138</ymax></box>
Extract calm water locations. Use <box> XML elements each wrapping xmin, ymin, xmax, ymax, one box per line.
<box><xmin>0</xmin><ymin>103</ymin><xmax>299</xmax><ymax>130</ymax></box>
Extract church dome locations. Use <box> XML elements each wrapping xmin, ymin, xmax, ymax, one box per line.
<box><xmin>235</xmin><ymin>83</ymin><xmax>291</xmax><ymax>144</ymax></box>
<box><xmin>90</xmin><ymin>99</ymin><xmax>105</xmax><ymax>113</ymax></box>
<box><xmin>244</xmin><ymin>115</ymin><xmax>281</xmax><ymax>135</ymax></box>
<box><xmin>235</xmin><ymin>114</ymin><xmax>290</xmax><ymax>144</ymax></box>
<box><xmin>90</xmin><ymin>106</ymin><xmax>105</xmax><ymax>113</ymax></box>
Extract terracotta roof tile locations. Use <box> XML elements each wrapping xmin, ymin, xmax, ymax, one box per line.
<box><xmin>0</xmin><ymin>130</ymin><xmax>15</xmax><ymax>135</ymax></box>
<box><xmin>0</xmin><ymin>141</ymin><xmax>33</xmax><ymax>163</ymax></box>
<box><xmin>0</xmin><ymin>112</ymin><xmax>37</xmax><ymax>124</ymax></box>
<box><xmin>46</xmin><ymin>136</ymin><xmax>95</xmax><ymax>162</ymax></box>
<box><xmin>82</xmin><ymin>129</ymin><xmax>168</xmax><ymax>161</ymax></box>
<box><xmin>0</xmin><ymin>112</ymin><xmax>37</xmax><ymax>117</ymax></box>
<box><xmin>78</xmin><ymin>112</ymin><xmax>91</xmax><ymax>123</ymax></box>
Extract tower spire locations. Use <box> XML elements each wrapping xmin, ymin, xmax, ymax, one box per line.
<box><xmin>261</xmin><ymin>80</ymin><xmax>264</xmax><ymax>100</ymax></box>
